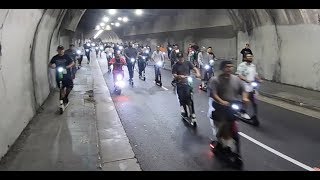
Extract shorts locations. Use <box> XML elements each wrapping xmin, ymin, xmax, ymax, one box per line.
<box><xmin>56</xmin><ymin>76</ymin><xmax>73</xmax><ymax>89</ymax></box>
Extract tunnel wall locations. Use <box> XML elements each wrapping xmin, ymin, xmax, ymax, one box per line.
<box><xmin>233</xmin><ymin>9</ymin><xmax>320</xmax><ymax>91</ymax></box>
<box><xmin>121</xmin><ymin>9</ymin><xmax>237</xmax><ymax>59</ymax></box>
<box><xmin>0</xmin><ymin>9</ymin><xmax>81</xmax><ymax>159</ymax></box>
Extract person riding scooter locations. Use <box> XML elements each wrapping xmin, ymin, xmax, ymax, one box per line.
<box><xmin>208</xmin><ymin>60</ymin><xmax>249</xmax><ymax>168</ymax></box>
<box><xmin>236</xmin><ymin>54</ymin><xmax>262</xmax><ymax>123</ymax></box>
<box><xmin>110</xmin><ymin>53</ymin><xmax>127</xmax><ymax>86</ymax></box>
<box><xmin>172</xmin><ymin>52</ymin><xmax>201</xmax><ymax>125</ymax></box>
<box><xmin>198</xmin><ymin>46</ymin><xmax>212</xmax><ymax>90</ymax></box>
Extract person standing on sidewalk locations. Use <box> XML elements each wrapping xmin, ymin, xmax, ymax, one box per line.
<box><xmin>236</xmin><ymin>54</ymin><xmax>262</xmax><ymax>120</ymax></box>
<box><xmin>240</xmin><ymin>43</ymin><xmax>253</xmax><ymax>62</ymax></box>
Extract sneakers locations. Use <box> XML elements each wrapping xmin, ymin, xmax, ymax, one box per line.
<box><xmin>191</xmin><ymin>114</ymin><xmax>197</xmax><ymax>125</ymax></box>
<box><xmin>241</xmin><ymin>113</ymin><xmax>251</xmax><ymax>119</ymax></box>
<box><xmin>180</xmin><ymin>106</ymin><xmax>185</xmax><ymax>115</ymax></box>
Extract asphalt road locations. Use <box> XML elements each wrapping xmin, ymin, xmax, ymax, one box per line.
<box><xmin>99</xmin><ymin>58</ymin><xmax>320</xmax><ymax>171</ymax></box>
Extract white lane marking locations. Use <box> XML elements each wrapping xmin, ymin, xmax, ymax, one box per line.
<box><xmin>153</xmin><ymin>81</ymin><xmax>168</xmax><ymax>91</ymax></box>
<box><xmin>238</xmin><ymin>132</ymin><xmax>314</xmax><ymax>171</ymax></box>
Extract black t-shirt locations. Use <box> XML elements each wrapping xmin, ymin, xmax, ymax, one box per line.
<box><xmin>240</xmin><ymin>48</ymin><xmax>253</xmax><ymax>58</ymax></box>
<box><xmin>172</xmin><ymin>61</ymin><xmax>194</xmax><ymax>83</ymax></box>
<box><xmin>50</xmin><ymin>54</ymin><xmax>73</xmax><ymax>78</ymax></box>
<box><xmin>124</xmin><ymin>47</ymin><xmax>138</xmax><ymax>61</ymax></box>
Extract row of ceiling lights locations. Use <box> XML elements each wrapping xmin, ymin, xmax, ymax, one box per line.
<box><xmin>95</xmin><ymin>9</ymin><xmax>143</xmax><ymax>32</ymax></box>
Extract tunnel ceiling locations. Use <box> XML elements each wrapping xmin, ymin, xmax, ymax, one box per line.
<box><xmin>77</xmin><ymin>9</ymin><xmax>179</xmax><ymax>34</ymax></box>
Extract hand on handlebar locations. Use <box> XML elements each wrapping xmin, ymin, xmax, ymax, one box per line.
<box><xmin>220</xmin><ymin>100</ymin><xmax>230</xmax><ymax>106</ymax></box>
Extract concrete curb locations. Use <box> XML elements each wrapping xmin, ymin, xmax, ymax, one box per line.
<box><xmin>259</xmin><ymin>90</ymin><xmax>320</xmax><ymax>112</ymax></box>
<box><xmin>91</xmin><ymin>58</ymin><xmax>141</xmax><ymax>171</ymax></box>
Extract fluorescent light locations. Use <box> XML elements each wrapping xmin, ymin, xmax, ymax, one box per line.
<box><xmin>122</xmin><ymin>17</ymin><xmax>128</xmax><ymax>22</ymax></box>
<box><xmin>135</xmin><ymin>9</ymin><xmax>143</xmax><ymax>16</ymax></box>
<box><xmin>100</xmin><ymin>22</ymin><xmax>105</xmax><ymax>26</ymax></box>
<box><xmin>115</xmin><ymin>22</ymin><xmax>120</xmax><ymax>27</ymax></box>
<box><xmin>94</xmin><ymin>30</ymin><xmax>103</xmax><ymax>39</ymax></box>
<box><xmin>117</xmin><ymin>17</ymin><xmax>122</xmax><ymax>21</ymax></box>
<box><xmin>103</xmin><ymin>17</ymin><xmax>109</xmax><ymax>22</ymax></box>
<box><xmin>108</xmin><ymin>9</ymin><xmax>117</xmax><ymax>15</ymax></box>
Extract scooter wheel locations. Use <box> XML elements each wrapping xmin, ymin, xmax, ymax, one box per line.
<box><xmin>117</xmin><ymin>89</ymin><xmax>122</xmax><ymax>95</ymax></box>
<box><xmin>59</xmin><ymin>108</ymin><xmax>63</xmax><ymax>114</ymax></box>
<box><xmin>143</xmin><ymin>77</ymin><xmax>146</xmax><ymax>81</ymax></box>
<box><xmin>159</xmin><ymin>82</ymin><xmax>162</xmax><ymax>87</ymax></box>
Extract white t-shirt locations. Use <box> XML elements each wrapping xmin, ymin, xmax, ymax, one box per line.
<box><xmin>236</xmin><ymin>62</ymin><xmax>258</xmax><ymax>92</ymax></box>
<box><xmin>151</xmin><ymin>50</ymin><xmax>164</xmax><ymax>63</ymax></box>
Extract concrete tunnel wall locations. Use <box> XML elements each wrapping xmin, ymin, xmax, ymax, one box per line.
<box><xmin>0</xmin><ymin>9</ymin><xmax>85</xmax><ymax>160</ymax></box>
<box><xmin>120</xmin><ymin>9</ymin><xmax>320</xmax><ymax>91</ymax></box>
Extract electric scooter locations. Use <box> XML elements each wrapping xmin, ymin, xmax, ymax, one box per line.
<box><xmin>155</xmin><ymin>61</ymin><xmax>163</xmax><ymax>87</ymax></box>
<box><xmin>57</xmin><ymin>67</ymin><xmax>69</xmax><ymax>114</ymax></box>
<box><xmin>139</xmin><ymin>56</ymin><xmax>146</xmax><ymax>81</ymax></box>
<box><xmin>210</xmin><ymin>101</ymin><xmax>243</xmax><ymax>169</ymax></box>
<box><xmin>114</xmin><ymin>72</ymin><xmax>125</xmax><ymax>95</ymax></box>
<box><xmin>180</xmin><ymin>76</ymin><xmax>197</xmax><ymax>127</ymax></box>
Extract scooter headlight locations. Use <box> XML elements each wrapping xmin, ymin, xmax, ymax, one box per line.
<box><xmin>145</xmin><ymin>50</ymin><xmax>149</xmax><ymax>54</ymax></box>
<box><xmin>86</xmin><ymin>43</ymin><xmax>91</xmax><ymax>47</ymax></box>
<box><xmin>175</xmin><ymin>49</ymin><xmax>179</xmax><ymax>53</ymax></box>
<box><xmin>231</xmin><ymin>104</ymin><xmax>240</xmax><ymax>110</ymax></box>
<box><xmin>131</xmin><ymin>58</ymin><xmax>135</xmax><ymax>63</ymax></box>
<box><xmin>142</xmin><ymin>56</ymin><xmax>146</xmax><ymax>60</ymax></box>
<box><xmin>91</xmin><ymin>43</ymin><xmax>95</xmax><ymax>46</ymax></box>
<box><xmin>157</xmin><ymin>61</ymin><xmax>163</xmax><ymax>67</ymax></box>
<box><xmin>187</xmin><ymin>77</ymin><xmax>193</xmax><ymax>83</ymax></box>
<box><xmin>95</xmin><ymin>47</ymin><xmax>99</xmax><ymax>50</ymax></box>
<box><xmin>209</xmin><ymin>60</ymin><xmax>214</xmax><ymax>64</ymax></box>
<box><xmin>100</xmin><ymin>46</ymin><xmax>103</xmax><ymax>50</ymax></box>
<box><xmin>76</xmin><ymin>50</ymin><xmax>81</xmax><ymax>54</ymax></box>
<box><xmin>117</xmin><ymin>50</ymin><xmax>121</xmax><ymax>54</ymax></box>
<box><xmin>115</xmin><ymin>81</ymin><xmax>125</xmax><ymax>88</ymax></box>
<box><xmin>85</xmin><ymin>49</ymin><xmax>89</xmax><ymax>52</ymax></box>
<box><xmin>116</xmin><ymin>74</ymin><xmax>123</xmax><ymax>81</ymax></box>
<box><xmin>57</xmin><ymin>67</ymin><xmax>64</xmax><ymax>73</ymax></box>
<box><xmin>251</xmin><ymin>82</ymin><xmax>258</xmax><ymax>87</ymax></box>
<box><xmin>205</xmin><ymin>65</ymin><xmax>210</xmax><ymax>70</ymax></box>
<box><xmin>169</xmin><ymin>47</ymin><xmax>172</xmax><ymax>50</ymax></box>
<box><xmin>119</xmin><ymin>46</ymin><xmax>123</xmax><ymax>50</ymax></box>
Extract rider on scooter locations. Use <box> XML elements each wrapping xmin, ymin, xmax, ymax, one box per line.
<box><xmin>208</xmin><ymin>60</ymin><xmax>249</xmax><ymax>148</ymax></box>
<box><xmin>236</xmin><ymin>54</ymin><xmax>262</xmax><ymax>120</ymax></box>
<box><xmin>137</xmin><ymin>52</ymin><xmax>146</xmax><ymax>78</ymax></box>
<box><xmin>49</xmin><ymin>45</ymin><xmax>75</xmax><ymax>107</ymax></box>
<box><xmin>110</xmin><ymin>52</ymin><xmax>127</xmax><ymax>86</ymax></box>
<box><xmin>172</xmin><ymin>52</ymin><xmax>201</xmax><ymax>123</ymax></box>
<box><xmin>198</xmin><ymin>46</ymin><xmax>212</xmax><ymax>89</ymax></box>
<box><xmin>151</xmin><ymin>45</ymin><xmax>165</xmax><ymax>83</ymax></box>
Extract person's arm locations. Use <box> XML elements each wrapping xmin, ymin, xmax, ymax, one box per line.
<box><xmin>48</xmin><ymin>57</ymin><xmax>56</xmax><ymax>69</ymax></box>
<box><xmin>210</xmin><ymin>79</ymin><xmax>230</xmax><ymax>106</ymax></box>
<box><xmin>121</xmin><ymin>58</ymin><xmax>127</xmax><ymax>65</ymax></box>
<box><xmin>189</xmin><ymin>61</ymin><xmax>201</xmax><ymax>78</ymax></box>
<box><xmin>254</xmin><ymin>67</ymin><xmax>262</xmax><ymax>82</ymax></box>
<box><xmin>198</xmin><ymin>52</ymin><xmax>203</xmax><ymax>66</ymax></box>
<box><xmin>66</xmin><ymin>56</ymin><xmax>74</xmax><ymax>69</ymax></box>
<box><xmin>151</xmin><ymin>51</ymin><xmax>155</xmax><ymax>61</ymax></box>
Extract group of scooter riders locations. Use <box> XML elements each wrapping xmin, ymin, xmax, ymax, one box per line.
<box><xmin>49</xmin><ymin>40</ymin><xmax>261</xmax><ymax>169</ymax></box>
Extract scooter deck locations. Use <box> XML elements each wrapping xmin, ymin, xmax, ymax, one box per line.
<box><xmin>181</xmin><ymin>114</ymin><xmax>196</xmax><ymax>127</ymax></box>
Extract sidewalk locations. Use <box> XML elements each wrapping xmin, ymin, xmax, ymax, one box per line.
<box><xmin>0</xmin><ymin>56</ymin><xmax>141</xmax><ymax>171</ymax></box>
<box><xmin>162</xmin><ymin>60</ymin><xmax>320</xmax><ymax>111</ymax></box>
<box><xmin>0</xmin><ymin>63</ymin><xmax>99</xmax><ymax>171</ymax></box>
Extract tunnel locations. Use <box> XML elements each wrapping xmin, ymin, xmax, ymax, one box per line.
<box><xmin>0</xmin><ymin>9</ymin><xmax>320</xmax><ymax>171</ymax></box>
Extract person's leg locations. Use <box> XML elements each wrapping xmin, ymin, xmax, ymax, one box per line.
<box><xmin>127</xmin><ymin>63</ymin><xmax>133</xmax><ymax>80</ymax></box>
<box><xmin>154</xmin><ymin>65</ymin><xmax>158</xmax><ymax>81</ymax></box>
